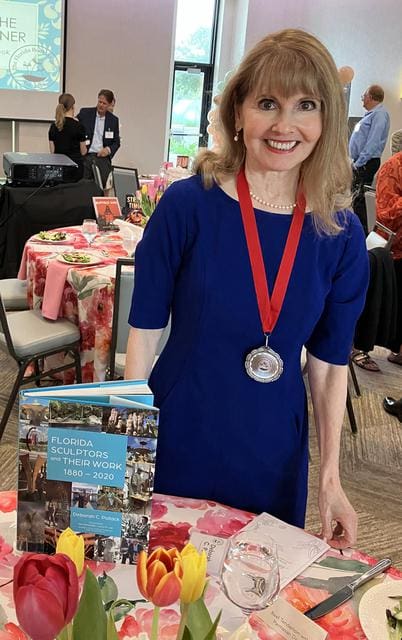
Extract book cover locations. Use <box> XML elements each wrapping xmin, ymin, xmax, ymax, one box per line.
<box><xmin>17</xmin><ymin>380</ymin><xmax>158</xmax><ymax>565</ymax></box>
<box><xmin>92</xmin><ymin>196</ymin><xmax>122</xmax><ymax>230</ymax></box>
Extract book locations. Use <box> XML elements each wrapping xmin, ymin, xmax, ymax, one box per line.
<box><xmin>17</xmin><ymin>379</ymin><xmax>158</xmax><ymax>565</ymax></box>
<box><xmin>92</xmin><ymin>196</ymin><xmax>122</xmax><ymax>230</ymax></box>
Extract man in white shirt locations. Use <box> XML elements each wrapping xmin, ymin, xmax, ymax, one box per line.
<box><xmin>78</xmin><ymin>90</ymin><xmax>120</xmax><ymax>187</ymax></box>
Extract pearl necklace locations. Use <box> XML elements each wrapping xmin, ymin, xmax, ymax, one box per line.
<box><xmin>249</xmin><ymin>189</ymin><xmax>296</xmax><ymax>210</ymax></box>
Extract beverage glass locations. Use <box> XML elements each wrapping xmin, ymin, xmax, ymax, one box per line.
<box><xmin>221</xmin><ymin>532</ymin><xmax>280</xmax><ymax>616</ymax></box>
<box><xmin>82</xmin><ymin>219</ymin><xmax>98</xmax><ymax>246</ymax></box>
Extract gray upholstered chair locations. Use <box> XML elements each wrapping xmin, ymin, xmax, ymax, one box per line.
<box><xmin>0</xmin><ymin>294</ymin><xmax>82</xmax><ymax>439</ymax></box>
<box><xmin>0</xmin><ymin>279</ymin><xmax>29</xmax><ymax>310</ymax></box>
<box><xmin>108</xmin><ymin>258</ymin><xmax>170</xmax><ymax>379</ymax></box>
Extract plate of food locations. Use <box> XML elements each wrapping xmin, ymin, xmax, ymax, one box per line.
<box><xmin>57</xmin><ymin>252</ymin><xmax>102</xmax><ymax>266</ymax></box>
<box><xmin>359</xmin><ymin>580</ymin><xmax>402</xmax><ymax>640</ymax></box>
<box><xmin>34</xmin><ymin>231</ymin><xmax>71</xmax><ymax>243</ymax></box>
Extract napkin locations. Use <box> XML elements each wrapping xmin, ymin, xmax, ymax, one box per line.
<box><xmin>42</xmin><ymin>260</ymin><xmax>72</xmax><ymax>320</ymax></box>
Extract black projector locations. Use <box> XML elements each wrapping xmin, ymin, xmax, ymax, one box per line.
<box><xmin>3</xmin><ymin>152</ymin><xmax>78</xmax><ymax>186</ymax></box>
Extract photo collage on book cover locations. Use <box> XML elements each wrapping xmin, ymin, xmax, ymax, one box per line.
<box><xmin>17</xmin><ymin>398</ymin><xmax>158</xmax><ymax>564</ymax></box>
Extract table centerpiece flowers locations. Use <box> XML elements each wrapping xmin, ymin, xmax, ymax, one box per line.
<box><xmin>10</xmin><ymin>530</ymin><xmax>229</xmax><ymax>640</ymax></box>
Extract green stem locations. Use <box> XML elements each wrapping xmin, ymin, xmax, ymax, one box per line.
<box><xmin>56</xmin><ymin>623</ymin><xmax>73</xmax><ymax>640</ymax></box>
<box><xmin>150</xmin><ymin>606</ymin><xmax>160</xmax><ymax>640</ymax></box>
<box><xmin>176</xmin><ymin>602</ymin><xmax>189</xmax><ymax>640</ymax></box>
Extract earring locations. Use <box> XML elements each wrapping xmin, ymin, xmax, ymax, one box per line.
<box><xmin>234</xmin><ymin>129</ymin><xmax>240</xmax><ymax>142</ymax></box>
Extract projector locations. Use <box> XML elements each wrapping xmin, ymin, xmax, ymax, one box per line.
<box><xmin>3</xmin><ymin>152</ymin><xmax>78</xmax><ymax>186</ymax></box>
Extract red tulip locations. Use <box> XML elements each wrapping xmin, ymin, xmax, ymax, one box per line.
<box><xmin>137</xmin><ymin>547</ymin><xmax>182</xmax><ymax>607</ymax></box>
<box><xmin>13</xmin><ymin>553</ymin><xmax>79</xmax><ymax>640</ymax></box>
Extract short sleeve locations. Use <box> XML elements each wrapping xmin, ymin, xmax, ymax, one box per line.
<box><xmin>129</xmin><ymin>181</ymin><xmax>194</xmax><ymax>329</ymax></box>
<box><xmin>305</xmin><ymin>213</ymin><xmax>369</xmax><ymax>365</ymax></box>
<box><xmin>48</xmin><ymin>123</ymin><xmax>56</xmax><ymax>141</ymax></box>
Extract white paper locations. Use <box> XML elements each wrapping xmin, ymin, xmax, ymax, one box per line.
<box><xmin>257</xmin><ymin>597</ymin><xmax>327</xmax><ymax>640</ymax></box>
<box><xmin>241</xmin><ymin>513</ymin><xmax>330</xmax><ymax>589</ymax></box>
<box><xmin>189</xmin><ymin>530</ymin><xmax>230</xmax><ymax>577</ymax></box>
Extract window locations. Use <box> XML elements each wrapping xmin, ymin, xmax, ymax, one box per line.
<box><xmin>168</xmin><ymin>0</ymin><xmax>219</xmax><ymax>163</ymax></box>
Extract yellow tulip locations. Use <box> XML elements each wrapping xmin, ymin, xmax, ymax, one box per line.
<box><xmin>179</xmin><ymin>543</ymin><xmax>207</xmax><ymax>604</ymax></box>
<box><xmin>56</xmin><ymin>528</ymin><xmax>85</xmax><ymax>576</ymax></box>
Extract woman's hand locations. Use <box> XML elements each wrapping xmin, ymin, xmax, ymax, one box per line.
<box><xmin>318</xmin><ymin>480</ymin><xmax>357</xmax><ymax>549</ymax></box>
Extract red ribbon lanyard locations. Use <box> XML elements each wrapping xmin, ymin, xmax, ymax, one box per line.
<box><xmin>236</xmin><ymin>168</ymin><xmax>305</xmax><ymax>335</ymax></box>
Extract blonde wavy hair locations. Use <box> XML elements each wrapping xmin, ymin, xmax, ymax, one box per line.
<box><xmin>194</xmin><ymin>29</ymin><xmax>352</xmax><ymax>234</ymax></box>
<box><xmin>55</xmin><ymin>93</ymin><xmax>75</xmax><ymax>131</ymax></box>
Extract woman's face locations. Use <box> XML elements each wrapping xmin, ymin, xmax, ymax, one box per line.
<box><xmin>236</xmin><ymin>92</ymin><xmax>322</xmax><ymax>174</ymax></box>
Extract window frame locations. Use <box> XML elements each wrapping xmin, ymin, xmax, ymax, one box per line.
<box><xmin>168</xmin><ymin>0</ymin><xmax>220</xmax><ymax>158</ymax></box>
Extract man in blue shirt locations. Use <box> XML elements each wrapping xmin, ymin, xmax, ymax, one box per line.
<box><xmin>349</xmin><ymin>85</ymin><xmax>390</xmax><ymax>233</ymax></box>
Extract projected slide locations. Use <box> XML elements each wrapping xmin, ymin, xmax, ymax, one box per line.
<box><xmin>0</xmin><ymin>0</ymin><xmax>63</xmax><ymax>92</ymax></box>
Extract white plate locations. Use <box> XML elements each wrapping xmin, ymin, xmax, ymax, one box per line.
<box><xmin>359</xmin><ymin>580</ymin><xmax>402</xmax><ymax>640</ymax></box>
<box><xmin>57</xmin><ymin>253</ymin><xmax>103</xmax><ymax>267</ymax></box>
<box><xmin>33</xmin><ymin>233</ymin><xmax>72</xmax><ymax>244</ymax></box>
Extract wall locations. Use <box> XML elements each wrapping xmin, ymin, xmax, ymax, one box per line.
<box><xmin>0</xmin><ymin>0</ymin><xmax>176</xmax><ymax>176</ymax></box>
<box><xmin>244</xmin><ymin>0</ymin><xmax>402</xmax><ymax>161</ymax></box>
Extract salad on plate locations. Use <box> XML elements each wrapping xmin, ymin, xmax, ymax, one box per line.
<box><xmin>37</xmin><ymin>231</ymin><xmax>68</xmax><ymax>242</ymax></box>
<box><xmin>387</xmin><ymin>596</ymin><xmax>402</xmax><ymax>639</ymax></box>
<box><xmin>60</xmin><ymin>252</ymin><xmax>92</xmax><ymax>264</ymax></box>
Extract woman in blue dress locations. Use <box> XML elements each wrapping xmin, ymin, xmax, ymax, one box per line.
<box><xmin>126</xmin><ymin>29</ymin><xmax>369</xmax><ymax>549</ymax></box>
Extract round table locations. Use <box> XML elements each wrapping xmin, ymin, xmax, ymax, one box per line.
<box><xmin>0</xmin><ymin>491</ymin><xmax>400</xmax><ymax>638</ymax></box>
<box><xmin>17</xmin><ymin>226</ymin><xmax>136</xmax><ymax>382</ymax></box>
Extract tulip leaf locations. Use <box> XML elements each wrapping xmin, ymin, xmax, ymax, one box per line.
<box><xmin>182</xmin><ymin>628</ymin><xmax>194</xmax><ymax>640</ymax></box>
<box><xmin>202</xmin><ymin>611</ymin><xmax>221</xmax><ymax>640</ymax></box>
<box><xmin>73</xmin><ymin>569</ymin><xmax>107</xmax><ymax>640</ymax></box>
<box><xmin>106</xmin><ymin>611</ymin><xmax>119</xmax><ymax>640</ymax></box>
<box><xmin>98</xmin><ymin>572</ymin><xmax>119</xmax><ymax>604</ymax></box>
<box><xmin>107</xmin><ymin>598</ymin><xmax>137</xmax><ymax>622</ymax></box>
<box><xmin>186</xmin><ymin>598</ymin><xmax>221</xmax><ymax>640</ymax></box>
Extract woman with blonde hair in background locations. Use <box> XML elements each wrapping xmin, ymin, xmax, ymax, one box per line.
<box><xmin>48</xmin><ymin>93</ymin><xmax>87</xmax><ymax>180</ymax></box>
<box><xmin>125</xmin><ymin>29</ymin><xmax>369</xmax><ymax>548</ymax></box>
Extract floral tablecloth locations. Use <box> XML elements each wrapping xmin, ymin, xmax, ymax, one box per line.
<box><xmin>17</xmin><ymin>227</ymin><xmax>131</xmax><ymax>382</ymax></box>
<box><xmin>0</xmin><ymin>491</ymin><xmax>400</xmax><ymax>639</ymax></box>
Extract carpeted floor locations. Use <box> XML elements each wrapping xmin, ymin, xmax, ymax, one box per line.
<box><xmin>1</xmin><ymin>346</ymin><xmax>401</xmax><ymax>567</ymax></box>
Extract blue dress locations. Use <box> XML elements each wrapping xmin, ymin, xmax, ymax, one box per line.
<box><xmin>129</xmin><ymin>176</ymin><xmax>369</xmax><ymax>527</ymax></box>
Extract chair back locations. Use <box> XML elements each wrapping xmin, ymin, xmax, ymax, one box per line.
<box><xmin>112</xmin><ymin>166</ymin><xmax>140</xmax><ymax>210</ymax></box>
<box><xmin>92</xmin><ymin>163</ymin><xmax>104</xmax><ymax>191</ymax></box>
<box><xmin>109</xmin><ymin>258</ymin><xmax>171</xmax><ymax>378</ymax></box>
<box><xmin>0</xmin><ymin>294</ymin><xmax>18</xmax><ymax>361</ymax></box>
<box><xmin>109</xmin><ymin>258</ymin><xmax>135</xmax><ymax>378</ymax></box>
<box><xmin>366</xmin><ymin>221</ymin><xmax>396</xmax><ymax>251</ymax></box>
<box><xmin>364</xmin><ymin>188</ymin><xmax>377</xmax><ymax>233</ymax></box>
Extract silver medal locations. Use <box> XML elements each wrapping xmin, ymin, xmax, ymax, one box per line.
<box><xmin>245</xmin><ymin>339</ymin><xmax>283</xmax><ymax>383</ymax></box>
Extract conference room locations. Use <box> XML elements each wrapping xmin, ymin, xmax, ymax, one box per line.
<box><xmin>0</xmin><ymin>1</ymin><xmax>401</xmax><ymax>638</ymax></box>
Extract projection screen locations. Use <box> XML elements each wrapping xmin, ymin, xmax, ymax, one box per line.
<box><xmin>0</xmin><ymin>0</ymin><xmax>66</xmax><ymax>120</ymax></box>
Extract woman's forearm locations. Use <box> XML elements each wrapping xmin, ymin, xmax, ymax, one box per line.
<box><xmin>307</xmin><ymin>352</ymin><xmax>348</xmax><ymax>483</ymax></box>
<box><xmin>124</xmin><ymin>327</ymin><xmax>164</xmax><ymax>380</ymax></box>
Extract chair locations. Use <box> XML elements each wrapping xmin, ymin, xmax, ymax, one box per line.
<box><xmin>366</xmin><ymin>221</ymin><xmax>396</xmax><ymax>251</ymax></box>
<box><xmin>0</xmin><ymin>294</ymin><xmax>82</xmax><ymax>440</ymax></box>
<box><xmin>108</xmin><ymin>258</ymin><xmax>170</xmax><ymax>380</ymax></box>
<box><xmin>112</xmin><ymin>166</ymin><xmax>140</xmax><ymax>211</ymax></box>
<box><xmin>0</xmin><ymin>278</ymin><xmax>29</xmax><ymax>310</ymax></box>
<box><xmin>363</xmin><ymin>187</ymin><xmax>377</xmax><ymax>233</ymax></box>
<box><xmin>92</xmin><ymin>163</ymin><xmax>104</xmax><ymax>191</ymax></box>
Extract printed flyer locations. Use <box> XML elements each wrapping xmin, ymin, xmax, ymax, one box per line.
<box><xmin>17</xmin><ymin>380</ymin><xmax>157</xmax><ymax>564</ymax></box>
<box><xmin>92</xmin><ymin>196</ymin><xmax>122</xmax><ymax>230</ymax></box>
